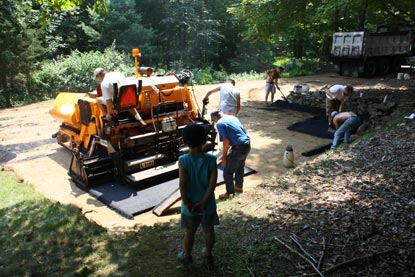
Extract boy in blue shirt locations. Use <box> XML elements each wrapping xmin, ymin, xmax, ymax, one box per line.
<box><xmin>177</xmin><ymin>123</ymin><xmax>219</xmax><ymax>266</ymax></box>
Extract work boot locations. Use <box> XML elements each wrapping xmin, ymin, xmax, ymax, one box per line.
<box><xmin>219</xmin><ymin>193</ymin><xmax>234</xmax><ymax>200</ymax></box>
<box><xmin>234</xmin><ymin>186</ymin><xmax>243</xmax><ymax>193</ymax></box>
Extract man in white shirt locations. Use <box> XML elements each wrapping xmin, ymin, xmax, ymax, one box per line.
<box><xmin>325</xmin><ymin>84</ymin><xmax>353</xmax><ymax>127</ymax></box>
<box><xmin>203</xmin><ymin>79</ymin><xmax>240</xmax><ymax>116</ymax></box>
<box><xmin>94</xmin><ymin>68</ymin><xmax>146</xmax><ymax>126</ymax></box>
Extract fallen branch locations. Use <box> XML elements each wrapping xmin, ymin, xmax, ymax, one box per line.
<box><xmin>317</xmin><ymin>237</ymin><xmax>326</xmax><ymax>270</ymax></box>
<box><xmin>290</xmin><ymin>248</ymin><xmax>399</xmax><ymax>277</ymax></box>
<box><xmin>274</xmin><ymin>236</ymin><xmax>324</xmax><ymax>277</ymax></box>
<box><xmin>323</xmin><ymin>248</ymin><xmax>398</xmax><ymax>275</ymax></box>
<box><xmin>82</xmin><ymin>209</ymin><xmax>97</xmax><ymax>216</ymax></box>
<box><xmin>290</xmin><ymin>235</ymin><xmax>317</xmax><ymax>264</ymax></box>
<box><xmin>383</xmin><ymin>187</ymin><xmax>407</xmax><ymax>201</ymax></box>
<box><xmin>253</xmin><ymin>201</ymin><xmax>264</xmax><ymax>211</ymax></box>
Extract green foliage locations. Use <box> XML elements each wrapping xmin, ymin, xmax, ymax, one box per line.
<box><xmin>1</xmin><ymin>0</ymin><xmax>414</xmax><ymax>108</ymax></box>
<box><xmin>230</xmin><ymin>0</ymin><xmax>415</xmax><ymax>61</ymax></box>
<box><xmin>138</xmin><ymin>0</ymin><xmax>233</xmax><ymax>69</ymax></box>
<box><xmin>227</xmin><ymin>42</ymin><xmax>276</xmax><ymax>73</ymax></box>
<box><xmin>167</xmin><ymin>60</ymin><xmax>187</xmax><ymax>74</ymax></box>
<box><xmin>229</xmin><ymin>71</ymin><xmax>264</xmax><ymax>82</ymax></box>
<box><xmin>35</xmin><ymin>0</ymin><xmax>107</xmax><ymax>14</ymax></box>
<box><xmin>192</xmin><ymin>66</ymin><xmax>228</xmax><ymax>85</ymax></box>
<box><xmin>32</xmin><ymin>45</ymin><xmax>130</xmax><ymax>98</ymax></box>
<box><xmin>94</xmin><ymin>0</ymin><xmax>155</xmax><ymax>57</ymax></box>
<box><xmin>0</xmin><ymin>0</ymin><xmax>45</xmax><ymax>107</ymax></box>
<box><xmin>279</xmin><ymin>57</ymin><xmax>323</xmax><ymax>77</ymax></box>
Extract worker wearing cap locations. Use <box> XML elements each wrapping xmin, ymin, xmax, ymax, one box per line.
<box><xmin>94</xmin><ymin>67</ymin><xmax>146</xmax><ymax>126</ymax></box>
<box><xmin>330</xmin><ymin>111</ymin><xmax>362</xmax><ymax>149</ymax></box>
<box><xmin>325</xmin><ymin>84</ymin><xmax>354</xmax><ymax>127</ymax></box>
<box><xmin>210</xmin><ymin>110</ymin><xmax>250</xmax><ymax>200</ymax></box>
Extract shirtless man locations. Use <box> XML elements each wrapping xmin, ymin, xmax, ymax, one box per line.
<box><xmin>264</xmin><ymin>67</ymin><xmax>284</xmax><ymax>105</ymax></box>
<box><xmin>331</xmin><ymin>111</ymin><xmax>362</xmax><ymax>149</ymax></box>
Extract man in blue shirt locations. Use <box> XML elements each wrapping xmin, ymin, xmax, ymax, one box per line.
<box><xmin>210</xmin><ymin>110</ymin><xmax>251</xmax><ymax>200</ymax></box>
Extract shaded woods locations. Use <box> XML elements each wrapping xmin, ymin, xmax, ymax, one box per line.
<box><xmin>1</xmin><ymin>0</ymin><xmax>414</xmax><ymax>107</ymax></box>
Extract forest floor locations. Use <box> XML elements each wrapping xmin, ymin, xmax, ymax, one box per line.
<box><xmin>1</xmin><ymin>72</ymin><xmax>414</xmax><ymax>275</ymax></box>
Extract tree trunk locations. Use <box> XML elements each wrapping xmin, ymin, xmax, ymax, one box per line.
<box><xmin>293</xmin><ymin>40</ymin><xmax>304</xmax><ymax>59</ymax></box>
<box><xmin>358</xmin><ymin>0</ymin><xmax>367</xmax><ymax>30</ymax></box>
<box><xmin>0</xmin><ymin>76</ymin><xmax>13</xmax><ymax>108</ymax></box>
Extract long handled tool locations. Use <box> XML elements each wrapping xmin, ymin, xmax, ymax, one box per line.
<box><xmin>278</xmin><ymin>88</ymin><xmax>292</xmax><ymax>103</ymax></box>
<box><xmin>261</xmin><ymin>63</ymin><xmax>292</xmax><ymax>103</ymax></box>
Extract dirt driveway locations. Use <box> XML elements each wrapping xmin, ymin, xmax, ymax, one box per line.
<box><xmin>0</xmin><ymin>73</ymin><xmax>396</xmax><ymax>232</ymax></box>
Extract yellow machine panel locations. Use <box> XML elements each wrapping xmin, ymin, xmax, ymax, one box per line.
<box><xmin>49</xmin><ymin>49</ymin><xmax>216</xmax><ymax>188</ymax></box>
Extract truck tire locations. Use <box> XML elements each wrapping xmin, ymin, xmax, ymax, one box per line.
<box><xmin>341</xmin><ymin>65</ymin><xmax>349</xmax><ymax>76</ymax></box>
<box><xmin>376</xmin><ymin>59</ymin><xmax>390</xmax><ymax>75</ymax></box>
<box><xmin>390</xmin><ymin>57</ymin><xmax>402</xmax><ymax>73</ymax></box>
<box><xmin>336</xmin><ymin>63</ymin><xmax>343</xmax><ymax>76</ymax></box>
<box><xmin>340</xmin><ymin>63</ymin><xmax>353</xmax><ymax>77</ymax></box>
<box><xmin>364</xmin><ymin>61</ymin><xmax>376</xmax><ymax>77</ymax></box>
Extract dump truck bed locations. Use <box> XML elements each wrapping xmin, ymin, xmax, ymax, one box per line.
<box><xmin>331</xmin><ymin>31</ymin><xmax>412</xmax><ymax>58</ymax></box>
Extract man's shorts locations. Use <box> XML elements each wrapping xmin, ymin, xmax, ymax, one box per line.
<box><xmin>265</xmin><ymin>83</ymin><xmax>276</xmax><ymax>95</ymax></box>
<box><xmin>181</xmin><ymin>212</ymin><xmax>220</xmax><ymax>230</ymax></box>
<box><xmin>326</xmin><ymin>98</ymin><xmax>340</xmax><ymax>116</ymax></box>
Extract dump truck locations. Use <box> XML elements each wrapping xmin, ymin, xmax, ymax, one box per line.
<box><xmin>50</xmin><ymin>48</ymin><xmax>217</xmax><ymax>190</ymax></box>
<box><xmin>330</xmin><ymin>25</ymin><xmax>415</xmax><ymax>77</ymax></box>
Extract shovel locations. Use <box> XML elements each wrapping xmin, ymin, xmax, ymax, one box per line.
<box><xmin>278</xmin><ymin>88</ymin><xmax>292</xmax><ymax>103</ymax></box>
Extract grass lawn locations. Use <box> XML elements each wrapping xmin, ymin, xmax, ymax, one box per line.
<box><xmin>0</xmin><ymin>169</ymin><xmax>295</xmax><ymax>276</ymax></box>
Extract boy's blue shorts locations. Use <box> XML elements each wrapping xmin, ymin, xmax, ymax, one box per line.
<box><xmin>181</xmin><ymin>212</ymin><xmax>220</xmax><ymax>230</ymax></box>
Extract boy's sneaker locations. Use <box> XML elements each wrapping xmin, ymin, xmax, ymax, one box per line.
<box><xmin>177</xmin><ymin>251</ymin><xmax>193</xmax><ymax>265</ymax></box>
<box><xmin>201</xmin><ymin>248</ymin><xmax>214</xmax><ymax>265</ymax></box>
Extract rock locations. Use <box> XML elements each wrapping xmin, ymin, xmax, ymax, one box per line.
<box><xmin>357</xmin><ymin>123</ymin><xmax>370</xmax><ymax>133</ymax></box>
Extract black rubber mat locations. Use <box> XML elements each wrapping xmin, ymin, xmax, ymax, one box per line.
<box><xmin>287</xmin><ymin>115</ymin><xmax>334</xmax><ymax>139</ymax></box>
<box><xmin>88</xmin><ymin>166</ymin><xmax>256</xmax><ymax>219</ymax></box>
<box><xmin>301</xmin><ymin>143</ymin><xmax>332</xmax><ymax>156</ymax></box>
<box><xmin>271</xmin><ymin>100</ymin><xmax>333</xmax><ymax>138</ymax></box>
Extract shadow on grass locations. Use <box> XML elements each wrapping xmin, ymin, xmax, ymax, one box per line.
<box><xmin>0</xmin><ymin>196</ymin><xmax>298</xmax><ymax>276</ymax></box>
